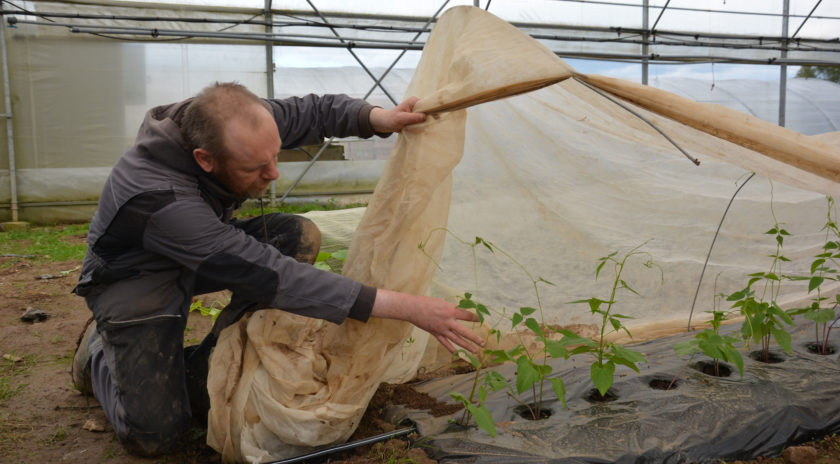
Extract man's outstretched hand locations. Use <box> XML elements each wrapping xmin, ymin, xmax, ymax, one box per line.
<box><xmin>370</xmin><ymin>289</ymin><xmax>483</xmax><ymax>354</ymax></box>
<box><xmin>369</xmin><ymin>97</ymin><xmax>427</xmax><ymax>133</ymax></box>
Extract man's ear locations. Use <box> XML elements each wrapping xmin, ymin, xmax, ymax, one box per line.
<box><xmin>193</xmin><ymin>148</ymin><xmax>216</xmax><ymax>174</ymax></box>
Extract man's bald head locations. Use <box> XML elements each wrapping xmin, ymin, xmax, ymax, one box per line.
<box><xmin>181</xmin><ymin>82</ymin><xmax>273</xmax><ymax>161</ymax></box>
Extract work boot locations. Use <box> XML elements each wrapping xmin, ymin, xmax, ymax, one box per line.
<box><xmin>71</xmin><ymin>318</ymin><xmax>102</xmax><ymax>396</ymax></box>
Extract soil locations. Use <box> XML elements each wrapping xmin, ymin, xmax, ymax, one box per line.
<box><xmin>1</xmin><ymin>249</ymin><xmax>839</xmax><ymax>463</ymax></box>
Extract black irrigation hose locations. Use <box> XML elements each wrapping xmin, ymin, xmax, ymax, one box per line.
<box><xmin>686</xmin><ymin>172</ymin><xmax>756</xmax><ymax>330</ymax></box>
<box><xmin>573</xmin><ymin>76</ymin><xmax>700</xmax><ymax>166</ymax></box>
<box><xmin>265</xmin><ymin>425</ymin><xmax>417</xmax><ymax>464</ymax></box>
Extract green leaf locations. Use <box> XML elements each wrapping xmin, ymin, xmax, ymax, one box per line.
<box><xmin>449</xmin><ymin>392</ymin><xmax>467</xmax><ymax>404</ymax></box>
<box><xmin>538</xmin><ymin>277</ymin><xmax>556</xmax><ymax>286</ymax></box>
<box><xmin>570</xmin><ymin>345</ymin><xmax>596</xmax><ymax>356</ymax></box>
<box><xmin>466</xmin><ymin>403</ymin><xmax>496</xmax><ymax>437</ymax></box>
<box><xmin>779</xmin><ymin>229</ymin><xmax>791</xmax><ymax>236</ymax></box>
<box><xmin>550</xmin><ymin>377</ymin><xmax>567</xmax><ymax>409</ymax></box>
<box><xmin>485</xmin><ymin>370</ymin><xmax>509</xmax><ymax>392</ymax></box>
<box><xmin>609</xmin><ymin>345</ymin><xmax>646</xmax><ymax>372</ymax></box>
<box><xmin>519</xmin><ymin>307</ymin><xmax>537</xmax><ymax>316</ymax></box>
<box><xmin>525</xmin><ymin>318</ymin><xmax>543</xmax><ymax>337</ymax></box>
<box><xmin>545</xmin><ymin>340</ymin><xmax>569</xmax><ymax>359</ymax></box>
<box><xmin>458</xmin><ymin>299</ymin><xmax>476</xmax><ymax>309</ymax></box>
<box><xmin>722</xmin><ymin>345</ymin><xmax>744</xmax><ymax>379</ymax></box>
<box><xmin>462</xmin><ymin>351</ymin><xmax>481</xmax><ymax>369</ymax></box>
<box><xmin>535</xmin><ymin>363</ymin><xmax>553</xmax><ymax>377</ymax></box>
<box><xmin>478</xmin><ymin>385</ymin><xmax>487</xmax><ymax>403</ymax></box>
<box><xmin>475</xmin><ymin>237</ymin><xmax>494</xmax><ymax>254</ymax></box>
<box><xmin>769</xmin><ymin>304</ymin><xmax>795</xmax><ymax>326</ymax></box>
<box><xmin>511</xmin><ymin>313</ymin><xmax>523</xmax><ymax>328</ymax></box>
<box><xmin>331</xmin><ymin>249</ymin><xmax>348</xmax><ymax>261</ymax></box>
<box><xmin>811</xmin><ymin>258</ymin><xmax>826</xmax><ymax>274</ymax></box>
<box><xmin>557</xmin><ymin>330</ymin><xmax>597</xmax><ymax>348</ymax></box>
<box><xmin>809</xmin><ymin>276</ymin><xmax>825</xmax><ymax>293</ymax></box>
<box><xmin>674</xmin><ymin>340</ymin><xmax>699</xmax><ymax>357</ymax></box>
<box><xmin>591</xmin><ymin>361</ymin><xmax>615</xmax><ymax>397</ymax></box>
<box><xmin>609</xmin><ymin>317</ymin><xmax>622</xmax><ymax>332</ymax></box>
<box><xmin>507</xmin><ymin>345</ymin><xmax>527</xmax><ymax>358</ymax></box>
<box><xmin>516</xmin><ymin>356</ymin><xmax>539</xmax><ymax>394</ymax></box>
<box><xmin>313</xmin><ymin>261</ymin><xmax>332</xmax><ymax>272</ymax></box>
<box><xmin>771</xmin><ymin>326</ymin><xmax>793</xmax><ymax>354</ymax></box>
<box><xmin>588</xmin><ymin>298</ymin><xmax>606</xmax><ymax>313</ymax></box>
<box><xmin>619</xmin><ymin>279</ymin><xmax>640</xmax><ymax>296</ymax></box>
<box><xmin>765</xmin><ymin>227</ymin><xmax>778</xmax><ymax>235</ymax></box>
<box><xmin>805</xmin><ymin>308</ymin><xmax>836</xmax><ymax>324</ymax></box>
<box><xmin>595</xmin><ymin>260</ymin><xmax>607</xmax><ymax>279</ymax></box>
<box><xmin>486</xmin><ymin>349</ymin><xmax>512</xmax><ymax>364</ymax></box>
<box><xmin>727</xmin><ymin>289</ymin><xmax>749</xmax><ymax>301</ymax></box>
<box><xmin>316</xmin><ymin>251</ymin><xmax>332</xmax><ymax>262</ymax></box>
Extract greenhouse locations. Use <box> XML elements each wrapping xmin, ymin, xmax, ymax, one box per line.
<box><xmin>0</xmin><ymin>1</ymin><xmax>839</xmax><ymax>463</ymax></box>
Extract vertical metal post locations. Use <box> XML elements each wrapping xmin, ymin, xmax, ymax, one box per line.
<box><xmin>0</xmin><ymin>4</ymin><xmax>18</xmax><ymax>222</ymax></box>
<box><xmin>642</xmin><ymin>0</ymin><xmax>649</xmax><ymax>85</ymax></box>
<box><xmin>779</xmin><ymin>0</ymin><xmax>789</xmax><ymax>127</ymax></box>
<box><xmin>265</xmin><ymin>0</ymin><xmax>278</xmax><ymax>205</ymax></box>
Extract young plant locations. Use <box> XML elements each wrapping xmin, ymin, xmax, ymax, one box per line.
<box><xmin>462</xmin><ymin>238</ymin><xmax>565</xmax><ymax>421</ymax></box>
<box><xmin>674</xmin><ymin>309</ymin><xmax>744</xmax><ymax>378</ymax></box>
<box><xmin>313</xmin><ymin>248</ymin><xmax>347</xmax><ymax>273</ymax></box>
<box><xmin>673</xmin><ymin>273</ymin><xmax>744</xmax><ymax>380</ymax></box>
<box><xmin>790</xmin><ymin>196</ymin><xmax>840</xmax><ymax>354</ymax></box>
<box><xmin>420</xmin><ymin>229</ymin><xmax>566</xmax><ymax>435</ymax></box>
<box><xmin>189</xmin><ymin>298</ymin><xmax>228</xmax><ymax>323</ymax></box>
<box><xmin>727</xmin><ymin>190</ymin><xmax>795</xmax><ymax>362</ymax></box>
<box><xmin>568</xmin><ymin>242</ymin><xmax>659</xmax><ymax>397</ymax></box>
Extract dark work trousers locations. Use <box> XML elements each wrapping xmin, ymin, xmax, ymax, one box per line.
<box><xmin>86</xmin><ymin>213</ymin><xmax>321</xmax><ymax>456</ymax></box>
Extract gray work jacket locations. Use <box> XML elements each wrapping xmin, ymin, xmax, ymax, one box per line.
<box><xmin>74</xmin><ymin>94</ymin><xmax>380</xmax><ymax>325</ymax></box>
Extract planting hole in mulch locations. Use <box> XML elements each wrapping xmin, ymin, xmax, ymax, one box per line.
<box><xmin>748</xmin><ymin>350</ymin><xmax>786</xmax><ymax>364</ymax></box>
<box><xmin>691</xmin><ymin>360</ymin><xmax>733</xmax><ymax>377</ymax></box>
<box><xmin>584</xmin><ymin>388</ymin><xmax>618</xmax><ymax>403</ymax></box>
<box><xmin>648</xmin><ymin>377</ymin><xmax>680</xmax><ymax>390</ymax></box>
<box><xmin>513</xmin><ymin>405</ymin><xmax>552</xmax><ymax>420</ymax></box>
<box><xmin>805</xmin><ymin>342</ymin><xmax>837</xmax><ymax>355</ymax></box>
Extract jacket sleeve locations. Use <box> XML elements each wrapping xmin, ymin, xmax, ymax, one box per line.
<box><xmin>142</xmin><ymin>192</ymin><xmax>370</xmax><ymax>324</ymax></box>
<box><xmin>266</xmin><ymin>94</ymin><xmax>378</xmax><ymax>149</ymax></box>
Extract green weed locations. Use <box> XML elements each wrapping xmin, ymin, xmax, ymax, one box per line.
<box><xmin>0</xmin><ymin>223</ymin><xmax>89</xmax><ymax>263</ymax></box>
<box><xmin>0</xmin><ymin>377</ymin><xmax>24</xmax><ymax>402</ymax></box>
<box><xmin>189</xmin><ymin>299</ymin><xmax>227</xmax><ymax>323</ymax></box>
<box><xmin>40</xmin><ymin>426</ymin><xmax>67</xmax><ymax>446</ymax></box>
<box><xmin>234</xmin><ymin>200</ymin><xmax>366</xmax><ymax>219</ymax></box>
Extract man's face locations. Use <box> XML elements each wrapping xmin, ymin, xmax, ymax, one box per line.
<box><xmin>212</xmin><ymin>107</ymin><xmax>282</xmax><ymax>199</ymax></box>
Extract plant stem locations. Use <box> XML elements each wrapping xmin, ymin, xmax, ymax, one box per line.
<box><xmin>505</xmin><ymin>392</ymin><xmax>535</xmax><ymax>418</ymax></box>
<box><xmin>667</xmin><ymin>352</ymin><xmax>695</xmax><ymax>390</ymax></box>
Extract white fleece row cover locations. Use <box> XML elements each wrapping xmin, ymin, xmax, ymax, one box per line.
<box><xmin>207</xmin><ymin>6</ymin><xmax>840</xmax><ymax>462</ymax></box>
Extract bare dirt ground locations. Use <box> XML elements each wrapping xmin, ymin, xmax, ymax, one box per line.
<box><xmin>0</xmin><ymin>248</ymin><xmax>441</xmax><ymax>464</ymax></box>
<box><xmin>1</xmin><ymin>246</ymin><xmax>839</xmax><ymax>463</ymax></box>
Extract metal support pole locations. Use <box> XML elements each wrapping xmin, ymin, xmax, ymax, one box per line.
<box><xmin>276</xmin><ymin>1</ymin><xmax>448</xmax><ymax>205</ymax></box>
<box><xmin>264</xmin><ymin>0</ymin><xmax>278</xmax><ymax>205</ymax></box>
<box><xmin>305</xmin><ymin>0</ymin><xmax>399</xmax><ymax>105</ymax></box>
<box><xmin>642</xmin><ymin>0</ymin><xmax>649</xmax><ymax>85</ymax></box>
<box><xmin>779</xmin><ymin>0</ymin><xmax>789</xmax><ymax>127</ymax></box>
<box><xmin>0</xmin><ymin>3</ymin><xmax>18</xmax><ymax>222</ymax></box>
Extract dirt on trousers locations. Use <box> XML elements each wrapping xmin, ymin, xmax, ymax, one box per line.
<box><xmin>1</xmin><ymin>254</ymin><xmax>839</xmax><ymax>464</ymax></box>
